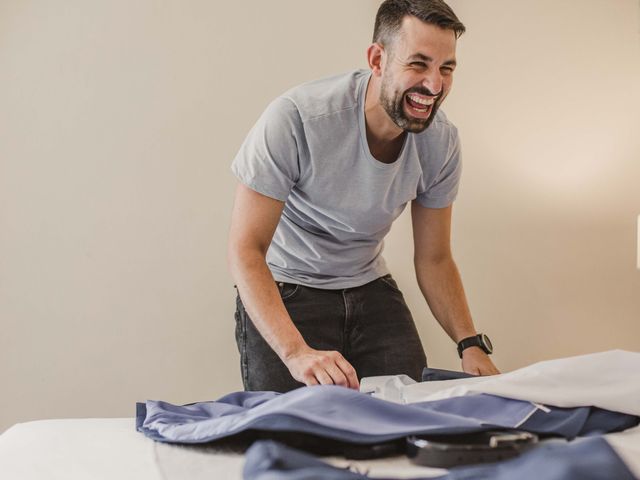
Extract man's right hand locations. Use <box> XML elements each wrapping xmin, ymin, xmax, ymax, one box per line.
<box><xmin>284</xmin><ymin>345</ymin><xmax>360</xmax><ymax>390</ymax></box>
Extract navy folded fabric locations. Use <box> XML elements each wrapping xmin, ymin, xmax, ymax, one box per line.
<box><xmin>242</xmin><ymin>438</ymin><xmax>637</xmax><ymax>480</ymax></box>
<box><xmin>421</xmin><ymin>368</ymin><xmax>475</xmax><ymax>382</ymax></box>
<box><xmin>522</xmin><ymin>404</ymin><xmax>639</xmax><ymax>438</ymax></box>
<box><xmin>136</xmin><ymin>385</ymin><xmax>638</xmax><ymax>447</ymax></box>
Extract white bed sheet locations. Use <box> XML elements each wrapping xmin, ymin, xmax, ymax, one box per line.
<box><xmin>0</xmin><ymin>417</ymin><xmax>444</xmax><ymax>480</ymax></box>
<box><xmin>0</xmin><ymin>418</ymin><xmax>243</xmax><ymax>480</ymax></box>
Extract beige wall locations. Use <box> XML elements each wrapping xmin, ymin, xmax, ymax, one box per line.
<box><xmin>391</xmin><ymin>0</ymin><xmax>640</xmax><ymax>372</ymax></box>
<box><xmin>1</xmin><ymin>0</ymin><xmax>639</xmax><ymax>433</ymax></box>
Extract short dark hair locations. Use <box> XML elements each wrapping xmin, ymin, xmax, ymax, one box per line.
<box><xmin>373</xmin><ymin>0</ymin><xmax>466</xmax><ymax>48</ymax></box>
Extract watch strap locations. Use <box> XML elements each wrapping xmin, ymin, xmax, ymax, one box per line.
<box><xmin>457</xmin><ymin>334</ymin><xmax>492</xmax><ymax>358</ymax></box>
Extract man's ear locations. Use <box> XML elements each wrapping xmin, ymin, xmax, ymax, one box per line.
<box><xmin>366</xmin><ymin>43</ymin><xmax>385</xmax><ymax>77</ymax></box>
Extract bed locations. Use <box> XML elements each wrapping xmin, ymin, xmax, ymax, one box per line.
<box><xmin>2</xmin><ymin>350</ymin><xmax>639</xmax><ymax>479</ymax></box>
<box><xmin>0</xmin><ymin>417</ymin><xmax>445</xmax><ymax>479</ymax></box>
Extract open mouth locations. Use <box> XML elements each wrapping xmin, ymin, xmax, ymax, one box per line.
<box><xmin>405</xmin><ymin>93</ymin><xmax>435</xmax><ymax>119</ymax></box>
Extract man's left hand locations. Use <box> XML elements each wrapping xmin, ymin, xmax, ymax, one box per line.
<box><xmin>461</xmin><ymin>347</ymin><xmax>500</xmax><ymax>376</ymax></box>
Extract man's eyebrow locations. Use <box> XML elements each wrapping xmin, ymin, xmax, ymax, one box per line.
<box><xmin>407</xmin><ymin>53</ymin><xmax>457</xmax><ymax>66</ymax></box>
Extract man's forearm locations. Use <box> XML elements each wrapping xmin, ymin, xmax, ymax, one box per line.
<box><xmin>227</xmin><ymin>184</ymin><xmax>360</xmax><ymax>387</ymax></box>
<box><xmin>229</xmin><ymin>248</ymin><xmax>306</xmax><ymax>361</ymax></box>
<box><xmin>414</xmin><ymin>255</ymin><xmax>477</xmax><ymax>343</ymax></box>
<box><xmin>228</xmin><ymin>248</ymin><xmax>360</xmax><ymax>388</ymax></box>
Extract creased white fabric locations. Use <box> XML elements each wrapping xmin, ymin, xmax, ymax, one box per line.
<box><xmin>360</xmin><ymin>350</ymin><xmax>640</xmax><ymax>477</ymax></box>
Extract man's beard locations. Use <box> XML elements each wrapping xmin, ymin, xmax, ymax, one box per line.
<box><xmin>379</xmin><ymin>73</ymin><xmax>443</xmax><ymax>133</ymax></box>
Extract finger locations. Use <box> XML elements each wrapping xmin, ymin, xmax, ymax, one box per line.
<box><xmin>314</xmin><ymin>369</ymin><xmax>334</xmax><ymax>386</ymax></box>
<box><xmin>324</xmin><ymin>363</ymin><xmax>349</xmax><ymax>387</ymax></box>
<box><xmin>302</xmin><ymin>373</ymin><xmax>319</xmax><ymax>386</ymax></box>
<box><xmin>480</xmin><ymin>364</ymin><xmax>500</xmax><ymax>376</ymax></box>
<box><xmin>334</xmin><ymin>356</ymin><xmax>360</xmax><ymax>390</ymax></box>
<box><xmin>465</xmin><ymin>366</ymin><xmax>480</xmax><ymax>376</ymax></box>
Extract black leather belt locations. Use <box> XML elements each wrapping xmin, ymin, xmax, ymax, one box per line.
<box><xmin>407</xmin><ymin>430</ymin><xmax>538</xmax><ymax>468</ymax></box>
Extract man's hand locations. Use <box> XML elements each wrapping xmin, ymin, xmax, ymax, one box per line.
<box><xmin>461</xmin><ymin>347</ymin><xmax>500</xmax><ymax>376</ymax></box>
<box><xmin>284</xmin><ymin>346</ymin><xmax>360</xmax><ymax>390</ymax></box>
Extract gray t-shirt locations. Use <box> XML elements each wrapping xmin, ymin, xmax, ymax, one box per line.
<box><xmin>231</xmin><ymin>69</ymin><xmax>462</xmax><ymax>289</ymax></box>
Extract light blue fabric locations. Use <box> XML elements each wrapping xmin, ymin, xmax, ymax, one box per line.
<box><xmin>231</xmin><ymin>69</ymin><xmax>462</xmax><ymax>289</ymax></box>
<box><xmin>242</xmin><ymin>437</ymin><xmax>637</xmax><ymax>480</ymax></box>
<box><xmin>137</xmin><ymin>386</ymin><xmax>531</xmax><ymax>444</ymax></box>
<box><xmin>135</xmin><ymin>385</ymin><xmax>637</xmax><ymax>445</ymax></box>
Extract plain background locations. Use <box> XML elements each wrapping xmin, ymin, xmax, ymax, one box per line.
<box><xmin>1</xmin><ymin>0</ymin><xmax>639</xmax><ymax>434</ymax></box>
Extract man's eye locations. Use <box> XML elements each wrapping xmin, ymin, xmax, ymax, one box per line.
<box><xmin>410</xmin><ymin>62</ymin><xmax>427</xmax><ymax>68</ymax></box>
<box><xmin>441</xmin><ymin>67</ymin><xmax>455</xmax><ymax>74</ymax></box>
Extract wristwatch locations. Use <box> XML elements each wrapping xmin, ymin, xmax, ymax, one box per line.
<box><xmin>457</xmin><ymin>333</ymin><xmax>493</xmax><ymax>359</ymax></box>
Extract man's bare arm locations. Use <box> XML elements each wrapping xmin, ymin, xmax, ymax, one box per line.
<box><xmin>411</xmin><ymin>201</ymin><xmax>499</xmax><ymax>375</ymax></box>
<box><xmin>227</xmin><ymin>183</ymin><xmax>359</xmax><ymax>388</ymax></box>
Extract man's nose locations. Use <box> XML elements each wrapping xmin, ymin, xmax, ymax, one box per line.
<box><xmin>422</xmin><ymin>71</ymin><xmax>443</xmax><ymax>96</ymax></box>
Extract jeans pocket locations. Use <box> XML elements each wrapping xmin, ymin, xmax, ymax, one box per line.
<box><xmin>378</xmin><ymin>274</ymin><xmax>402</xmax><ymax>294</ymax></box>
<box><xmin>277</xmin><ymin>282</ymin><xmax>301</xmax><ymax>301</ymax></box>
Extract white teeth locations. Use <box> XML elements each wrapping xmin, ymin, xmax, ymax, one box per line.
<box><xmin>407</xmin><ymin>93</ymin><xmax>435</xmax><ymax>106</ymax></box>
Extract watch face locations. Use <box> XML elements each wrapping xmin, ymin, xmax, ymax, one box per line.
<box><xmin>481</xmin><ymin>334</ymin><xmax>493</xmax><ymax>353</ymax></box>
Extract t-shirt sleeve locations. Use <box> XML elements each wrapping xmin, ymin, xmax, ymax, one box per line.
<box><xmin>415</xmin><ymin>124</ymin><xmax>462</xmax><ymax>208</ymax></box>
<box><xmin>231</xmin><ymin>97</ymin><xmax>302</xmax><ymax>201</ymax></box>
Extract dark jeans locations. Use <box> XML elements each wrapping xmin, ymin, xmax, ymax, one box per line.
<box><xmin>234</xmin><ymin>274</ymin><xmax>427</xmax><ymax>392</ymax></box>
